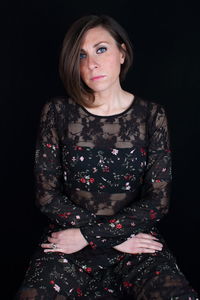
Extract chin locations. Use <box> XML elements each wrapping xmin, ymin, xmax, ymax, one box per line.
<box><xmin>88</xmin><ymin>83</ymin><xmax>109</xmax><ymax>93</ymax></box>
<box><xmin>89</xmin><ymin>81</ymin><xmax>118</xmax><ymax>93</ymax></box>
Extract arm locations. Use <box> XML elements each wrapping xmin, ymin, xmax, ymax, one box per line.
<box><xmin>80</xmin><ymin>103</ymin><xmax>172</xmax><ymax>248</ymax></box>
<box><xmin>34</xmin><ymin>98</ymin><xmax>97</xmax><ymax>228</ymax></box>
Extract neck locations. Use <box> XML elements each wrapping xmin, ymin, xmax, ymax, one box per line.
<box><xmin>88</xmin><ymin>88</ymin><xmax>134</xmax><ymax>116</ymax></box>
<box><xmin>93</xmin><ymin>82</ymin><xmax>128</xmax><ymax>112</ymax></box>
<box><xmin>95</xmin><ymin>88</ymin><xmax>122</xmax><ymax>104</ymax></box>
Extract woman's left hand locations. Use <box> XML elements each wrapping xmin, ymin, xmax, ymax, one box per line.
<box><xmin>41</xmin><ymin>228</ymin><xmax>89</xmax><ymax>254</ymax></box>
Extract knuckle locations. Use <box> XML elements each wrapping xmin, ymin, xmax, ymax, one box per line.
<box><xmin>57</xmin><ymin>233</ymin><xmax>62</xmax><ymax>239</ymax></box>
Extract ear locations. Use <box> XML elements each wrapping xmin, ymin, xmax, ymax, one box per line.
<box><xmin>120</xmin><ymin>43</ymin><xmax>126</xmax><ymax>64</ymax></box>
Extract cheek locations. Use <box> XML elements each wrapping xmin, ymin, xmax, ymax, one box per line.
<box><xmin>106</xmin><ymin>54</ymin><xmax>122</xmax><ymax>70</ymax></box>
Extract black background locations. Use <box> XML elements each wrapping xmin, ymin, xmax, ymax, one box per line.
<box><xmin>1</xmin><ymin>0</ymin><xmax>200</xmax><ymax>299</ymax></box>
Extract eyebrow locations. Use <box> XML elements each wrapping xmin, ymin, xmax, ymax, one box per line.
<box><xmin>80</xmin><ymin>41</ymin><xmax>109</xmax><ymax>51</ymax></box>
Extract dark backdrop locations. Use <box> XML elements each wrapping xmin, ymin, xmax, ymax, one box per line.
<box><xmin>1</xmin><ymin>1</ymin><xmax>200</xmax><ymax>299</ymax></box>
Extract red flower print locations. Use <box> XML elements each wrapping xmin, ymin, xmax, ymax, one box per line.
<box><xmin>58</xmin><ymin>212</ymin><xmax>71</xmax><ymax>218</ymax></box>
<box><xmin>140</xmin><ymin>148</ymin><xmax>147</xmax><ymax>155</ymax></box>
<box><xmin>109</xmin><ymin>219</ymin><xmax>117</xmax><ymax>223</ymax></box>
<box><xmin>50</xmin><ymin>280</ymin><xmax>55</xmax><ymax>285</ymax></box>
<box><xmin>58</xmin><ymin>212</ymin><xmax>72</xmax><ymax>218</ymax></box>
<box><xmin>123</xmin><ymin>281</ymin><xmax>133</xmax><ymax>287</ymax></box>
<box><xmin>46</xmin><ymin>143</ymin><xmax>52</xmax><ymax>148</ymax></box>
<box><xmin>155</xmin><ymin>179</ymin><xmax>161</xmax><ymax>183</ymax></box>
<box><xmin>155</xmin><ymin>271</ymin><xmax>160</xmax><ymax>275</ymax></box>
<box><xmin>80</xmin><ymin>178</ymin><xmax>86</xmax><ymax>183</ymax></box>
<box><xmin>100</xmin><ymin>185</ymin><xmax>106</xmax><ymax>189</ymax></box>
<box><xmin>89</xmin><ymin>241</ymin><xmax>96</xmax><ymax>249</ymax></box>
<box><xmin>150</xmin><ymin>231</ymin><xmax>157</xmax><ymax>237</ymax></box>
<box><xmin>86</xmin><ymin>267</ymin><xmax>92</xmax><ymax>273</ymax></box>
<box><xmin>124</xmin><ymin>175</ymin><xmax>133</xmax><ymax>180</ymax></box>
<box><xmin>89</xmin><ymin>178</ymin><xmax>95</xmax><ymax>183</ymax></box>
<box><xmin>74</xmin><ymin>146</ymin><xmax>83</xmax><ymax>150</ymax></box>
<box><xmin>150</xmin><ymin>209</ymin><xmax>157</xmax><ymax>220</ymax></box>
<box><xmin>103</xmin><ymin>166</ymin><xmax>110</xmax><ymax>172</ymax></box>
<box><xmin>116</xmin><ymin>224</ymin><xmax>123</xmax><ymax>229</ymax></box>
<box><xmin>76</xmin><ymin>288</ymin><xmax>83</xmax><ymax>296</ymax></box>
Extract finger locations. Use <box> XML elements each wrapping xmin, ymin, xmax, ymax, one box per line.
<box><xmin>131</xmin><ymin>248</ymin><xmax>156</xmax><ymax>254</ymax></box>
<box><xmin>137</xmin><ymin>240</ymin><xmax>163</xmax><ymax>251</ymax></box>
<box><xmin>47</xmin><ymin>237</ymin><xmax>58</xmax><ymax>244</ymax></box>
<box><xmin>41</xmin><ymin>243</ymin><xmax>62</xmax><ymax>250</ymax></box>
<box><xmin>44</xmin><ymin>248</ymin><xmax>63</xmax><ymax>253</ymax></box>
<box><xmin>135</xmin><ymin>236</ymin><xmax>163</xmax><ymax>246</ymax></box>
<box><xmin>136</xmin><ymin>233</ymin><xmax>159</xmax><ymax>240</ymax></box>
<box><xmin>41</xmin><ymin>243</ymin><xmax>55</xmax><ymax>249</ymax></box>
<box><xmin>51</xmin><ymin>232</ymin><xmax>60</xmax><ymax>238</ymax></box>
<box><xmin>137</xmin><ymin>238</ymin><xmax>163</xmax><ymax>248</ymax></box>
<box><xmin>138</xmin><ymin>248</ymin><xmax>157</xmax><ymax>254</ymax></box>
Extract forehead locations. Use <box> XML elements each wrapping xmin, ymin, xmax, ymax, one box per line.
<box><xmin>80</xmin><ymin>26</ymin><xmax>115</xmax><ymax>47</ymax></box>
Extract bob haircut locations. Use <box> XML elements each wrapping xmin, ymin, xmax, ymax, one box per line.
<box><xmin>59</xmin><ymin>14</ymin><xmax>133</xmax><ymax>108</ymax></box>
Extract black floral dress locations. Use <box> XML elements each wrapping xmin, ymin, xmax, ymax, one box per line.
<box><xmin>15</xmin><ymin>96</ymin><xmax>199</xmax><ymax>300</ymax></box>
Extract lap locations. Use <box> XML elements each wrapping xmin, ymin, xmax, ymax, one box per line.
<box><xmin>116</xmin><ymin>236</ymin><xmax>199</xmax><ymax>299</ymax></box>
<box><xmin>14</xmin><ymin>238</ymin><xmax>199</xmax><ymax>300</ymax></box>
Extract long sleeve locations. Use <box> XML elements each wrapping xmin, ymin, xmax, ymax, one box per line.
<box><xmin>34</xmin><ymin>99</ymin><xmax>97</xmax><ymax>228</ymax></box>
<box><xmin>80</xmin><ymin>104</ymin><xmax>172</xmax><ymax>248</ymax></box>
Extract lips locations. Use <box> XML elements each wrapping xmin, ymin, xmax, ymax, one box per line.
<box><xmin>91</xmin><ymin>75</ymin><xmax>106</xmax><ymax>81</ymax></box>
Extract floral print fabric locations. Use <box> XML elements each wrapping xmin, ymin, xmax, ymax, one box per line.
<box><xmin>34</xmin><ymin>96</ymin><xmax>171</xmax><ymax>249</ymax></box>
<box><xmin>15</xmin><ymin>96</ymin><xmax>199</xmax><ymax>299</ymax></box>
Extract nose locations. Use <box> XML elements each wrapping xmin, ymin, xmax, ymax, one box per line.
<box><xmin>87</xmin><ymin>55</ymin><xmax>98</xmax><ymax>70</ymax></box>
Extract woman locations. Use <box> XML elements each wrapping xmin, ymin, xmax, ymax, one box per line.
<box><xmin>15</xmin><ymin>14</ymin><xmax>199</xmax><ymax>299</ymax></box>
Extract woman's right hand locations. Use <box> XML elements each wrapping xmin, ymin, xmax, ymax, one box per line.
<box><xmin>113</xmin><ymin>233</ymin><xmax>163</xmax><ymax>254</ymax></box>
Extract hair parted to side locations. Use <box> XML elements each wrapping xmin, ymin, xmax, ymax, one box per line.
<box><xmin>59</xmin><ymin>14</ymin><xmax>133</xmax><ymax>108</ymax></box>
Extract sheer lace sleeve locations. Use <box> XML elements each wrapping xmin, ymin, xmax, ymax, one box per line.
<box><xmin>80</xmin><ymin>104</ymin><xmax>172</xmax><ymax>248</ymax></box>
<box><xmin>34</xmin><ymin>99</ymin><xmax>97</xmax><ymax>228</ymax></box>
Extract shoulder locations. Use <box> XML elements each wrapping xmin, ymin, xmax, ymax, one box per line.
<box><xmin>41</xmin><ymin>96</ymin><xmax>75</xmax><ymax>118</ymax></box>
<box><xmin>38</xmin><ymin>96</ymin><xmax>71</xmax><ymax>126</ymax></box>
<box><xmin>135</xmin><ymin>95</ymin><xmax>167</xmax><ymax>120</ymax></box>
<box><xmin>136</xmin><ymin>95</ymin><xmax>165</xmax><ymax>111</ymax></box>
<box><xmin>47</xmin><ymin>96</ymin><xmax>70</xmax><ymax>110</ymax></box>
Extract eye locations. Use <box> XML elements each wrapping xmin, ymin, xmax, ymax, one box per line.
<box><xmin>96</xmin><ymin>47</ymin><xmax>107</xmax><ymax>54</ymax></box>
<box><xmin>80</xmin><ymin>52</ymin><xmax>86</xmax><ymax>59</ymax></box>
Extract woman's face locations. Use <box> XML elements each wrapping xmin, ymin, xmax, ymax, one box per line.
<box><xmin>79</xmin><ymin>26</ymin><xmax>125</xmax><ymax>93</ymax></box>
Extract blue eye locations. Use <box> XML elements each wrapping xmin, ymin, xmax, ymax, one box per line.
<box><xmin>80</xmin><ymin>52</ymin><xmax>86</xmax><ymax>59</ymax></box>
<box><xmin>97</xmin><ymin>47</ymin><xmax>107</xmax><ymax>54</ymax></box>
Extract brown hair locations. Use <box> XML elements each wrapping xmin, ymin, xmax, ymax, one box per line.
<box><xmin>59</xmin><ymin>14</ymin><xmax>133</xmax><ymax>108</ymax></box>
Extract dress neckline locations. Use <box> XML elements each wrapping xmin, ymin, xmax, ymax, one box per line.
<box><xmin>79</xmin><ymin>94</ymin><xmax>137</xmax><ymax>118</ymax></box>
